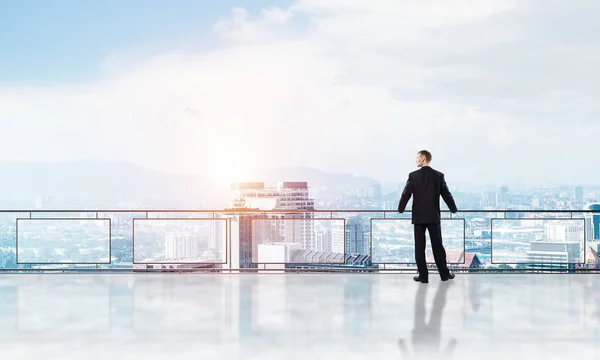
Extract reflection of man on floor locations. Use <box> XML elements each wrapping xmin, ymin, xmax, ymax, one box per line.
<box><xmin>398</xmin><ymin>282</ymin><xmax>457</xmax><ymax>358</ymax></box>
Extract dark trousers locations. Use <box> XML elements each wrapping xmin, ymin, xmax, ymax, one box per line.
<box><xmin>414</xmin><ymin>223</ymin><xmax>450</xmax><ymax>279</ymax></box>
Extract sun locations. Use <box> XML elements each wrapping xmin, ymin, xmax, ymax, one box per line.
<box><xmin>209</xmin><ymin>146</ymin><xmax>256</xmax><ymax>185</ymax></box>
<box><xmin>214</xmin><ymin>162</ymin><xmax>251</xmax><ymax>184</ymax></box>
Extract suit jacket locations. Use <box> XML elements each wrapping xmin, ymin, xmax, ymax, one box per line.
<box><xmin>398</xmin><ymin>166</ymin><xmax>458</xmax><ymax>224</ymax></box>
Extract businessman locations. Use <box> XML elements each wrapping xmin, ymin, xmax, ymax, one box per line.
<box><xmin>398</xmin><ymin>150</ymin><xmax>458</xmax><ymax>283</ymax></box>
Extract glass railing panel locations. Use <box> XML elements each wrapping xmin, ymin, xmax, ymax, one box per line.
<box><xmin>251</xmin><ymin>215</ymin><xmax>347</xmax><ymax>265</ymax></box>
<box><xmin>455</xmin><ymin>211</ymin><xmax>503</xmax><ymax>270</ymax></box>
<box><xmin>17</xmin><ymin>218</ymin><xmax>111</xmax><ymax>264</ymax></box>
<box><xmin>0</xmin><ymin>212</ymin><xmax>29</xmax><ymax>269</ymax></box>
<box><xmin>331</xmin><ymin>211</ymin><xmax>385</xmax><ymax>256</ymax></box>
<box><xmin>490</xmin><ymin>218</ymin><xmax>586</xmax><ymax>268</ymax></box>
<box><xmin>132</xmin><ymin>218</ymin><xmax>227</xmax><ymax>265</ymax></box>
<box><xmin>371</xmin><ymin>218</ymin><xmax>465</xmax><ymax>265</ymax></box>
<box><xmin>98</xmin><ymin>212</ymin><xmax>145</xmax><ymax>269</ymax></box>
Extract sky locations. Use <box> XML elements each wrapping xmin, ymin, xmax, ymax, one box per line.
<box><xmin>1</xmin><ymin>0</ymin><xmax>599</xmax><ymax>186</ymax></box>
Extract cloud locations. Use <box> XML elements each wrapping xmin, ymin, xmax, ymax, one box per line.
<box><xmin>1</xmin><ymin>0</ymin><xmax>599</xmax><ymax>186</ymax></box>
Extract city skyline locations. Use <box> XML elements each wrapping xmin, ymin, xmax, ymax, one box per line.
<box><xmin>1</xmin><ymin>0</ymin><xmax>600</xmax><ymax>185</ymax></box>
<box><xmin>2</xmin><ymin>159</ymin><xmax>600</xmax><ymax>211</ymax></box>
<box><xmin>2</xmin><ymin>175</ymin><xmax>600</xmax><ymax>270</ymax></box>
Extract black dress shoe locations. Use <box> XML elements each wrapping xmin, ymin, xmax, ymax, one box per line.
<box><xmin>441</xmin><ymin>272</ymin><xmax>455</xmax><ymax>281</ymax></box>
<box><xmin>413</xmin><ymin>276</ymin><xmax>428</xmax><ymax>283</ymax></box>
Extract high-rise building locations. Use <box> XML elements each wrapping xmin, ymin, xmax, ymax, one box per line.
<box><xmin>367</xmin><ymin>184</ymin><xmax>382</xmax><ymax>198</ymax></box>
<box><xmin>357</xmin><ymin>188</ymin><xmax>368</xmax><ymax>198</ymax></box>
<box><xmin>527</xmin><ymin>241</ymin><xmax>582</xmax><ymax>269</ymax></box>
<box><xmin>229</xmin><ymin>182</ymin><xmax>316</xmax><ymax>268</ymax></box>
<box><xmin>35</xmin><ymin>196</ymin><xmax>42</xmax><ymax>210</ymax></box>
<box><xmin>345</xmin><ymin>217</ymin><xmax>367</xmax><ymax>255</ymax></box>
<box><xmin>545</xmin><ymin>223</ymin><xmax>584</xmax><ymax>243</ymax></box>
<box><xmin>496</xmin><ymin>186</ymin><xmax>509</xmax><ymax>207</ymax></box>
<box><xmin>315</xmin><ymin>228</ymin><xmax>332</xmax><ymax>252</ymax></box>
<box><xmin>331</xmin><ymin>221</ymin><xmax>345</xmax><ymax>254</ymax></box>
<box><xmin>220</xmin><ymin>212</ymin><xmax>263</xmax><ymax>270</ymax></box>
<box><xmin>165</xmin><ymin>233</ymin><xmax>201</xmax><ymax>260</ymax></box>
<box><xmin>585</xmin><ymin>203</ymin><xmax>600</xmax><ymax>240</ymax></box>
<box><xmin>34</xmin><ymin>194</ymin><xmax>53</xmax><ymax>209</ymax></box>
<box><xmin>482</xmin><ymin>191</ymin><xmax>497</xmax><ymax>207</ymax></box>
<box><xmin>209</xmin><ymin>220</ymin><xmax>223</xmax><ymax>253</ymax></box>
<box><xmin>230</xmin><ymin>182</ymin><xmax>314</xmax><ymax>210</ymax></box>
<box><xmin>238</xmin><ymin>214</ymin><xmax>260</xmax><ymax>269</ymax></box>
<box><xmin>383</xmin><ymin>200</ymin><xmax>396</xmax><ymax>210</ymax></box>
<box><xmin>574</xmin><ymin>186</ymin><xmax>584</xmax><ymax>202</ymax></box>
<box><xmin>330</xmin><ymin>217</ymin><xmax>367</xmax><ymax>256</ymax></box>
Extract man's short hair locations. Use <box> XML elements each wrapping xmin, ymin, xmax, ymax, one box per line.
<box><xmin>418</xmin><ymin>150</ymin><xmax>432</xmax><ymax>162</ymax></box>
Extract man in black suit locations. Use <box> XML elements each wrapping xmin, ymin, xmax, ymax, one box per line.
<box><xmin>398</xmin><ymin>150</ymin><xmax>458</xmax><ymax>283</ymax></box>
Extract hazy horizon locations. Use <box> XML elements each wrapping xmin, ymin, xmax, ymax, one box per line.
<box><xmin>0</xmin><ymin>159</ymin><xmax>597</xmax><ymax>190</ymax></box>
<box><xmin>2</xmin><ymin>0</ymin><xmax>599</xmax><ymax>186</ymax></box>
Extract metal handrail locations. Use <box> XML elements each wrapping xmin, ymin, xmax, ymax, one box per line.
<box><xmin>1</xmin><ymin>208</ymin><xmax>598</xmax><ymax>273</ymax></box>
<box><xmin>0</xmin><ymin>209</ymin><xmax>598</xmax><ymax>212</ymax></box>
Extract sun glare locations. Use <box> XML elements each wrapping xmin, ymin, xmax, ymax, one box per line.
<box><xmin>210</xmin><ymin>147</ymin><xmax>255</xmax><ymax>185</ymax></box>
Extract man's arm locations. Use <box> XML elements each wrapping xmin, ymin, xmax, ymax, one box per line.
<box><xmin>398</xmin><ymin>176</ymin><xmax>414</xmax><ymax>213</ymax></box>
<box><xmin>440</xmin><ymin>174</ymin><xmax>458</xmax><ymax>213</ymax></box>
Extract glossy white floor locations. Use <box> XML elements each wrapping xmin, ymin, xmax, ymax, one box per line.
<box><xmin>0</xmin><ymin>273</ymin><xmax>599</xmax><ymax>359</ymax></box>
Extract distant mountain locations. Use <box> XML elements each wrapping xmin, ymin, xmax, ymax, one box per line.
<box><xmin>246</xmin><ymin>166</ymin><xmax>378</xmax><ymax>187</ymax></box>
<box><xmin>0</xmin><ymin>162</ymin><xmax>382</xmax><ymax>209</ymax></box>
<box><xmin>0</xmin><ymin>161</ymin><xmax>213</xmax><ymax>209</ymax></box>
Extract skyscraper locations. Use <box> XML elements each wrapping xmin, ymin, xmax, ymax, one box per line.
<box><xmin>527</xmin><ymin>241</ymin><xmax>582</xmax><ymax>270</ymax></box>
<box><xmin>496</xmin><ymin>186</ymin><xmax>509</xmax><ymax>207</ymax></box>
<box><xmin>229</xmin><ymin>182</ymin><xmax>316</xmax><ymax>268</ymax></box>
<box><xmin>165</xmin><ymin>233</ymin><xmax>200</xmax><ymax>260</ymax></box>
<box><xmin>230</xmin><ymin>182</ymin><xmax>314</xmax><ymax>211</ymax></box>
<box><xmin>345</xmin><ymin>217</ymin><xmax>367</xmax><ymax>255</ymax></box>
<box><xmin>545</xmin><ymin>223</ymin><xmax>584</xmax><ymax>242</ymax></box>
<box><xmin>315</xmin><ymin>228</ymin><xmax>332</xmax><ymax>252</ymax></box>
<box><xmin>585</xmin><ymin>203</ymin><xmax>600</xmax><ymax>240</ymax></box>
<box><xmin>224</xmin><ymin>212</ymin><xmax>261</xmax><ymax>270</ymax></box>
<box><xmin>331</xmin><ymin>221</ymin><xmax>345</xmax><ymax>254</ymax></box>
<box><xmin>367</xmin><ymin>184</ymin><xmax>381</xmax><ymax>198</ymax></box>
<box><xmin>330</xmin><ymin>216</ymin><xmax>367</xmax><ymax>256</ymax></box>
<box><xmin>574</xmin><ymin>186</ymin><xmax>584</xmax><ymax>202</ymax></box>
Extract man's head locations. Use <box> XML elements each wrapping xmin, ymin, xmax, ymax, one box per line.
<box><xmin>416</xmin><ymin>150</ymin><xmax>432</xmax><ymax>167</ymax></box>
